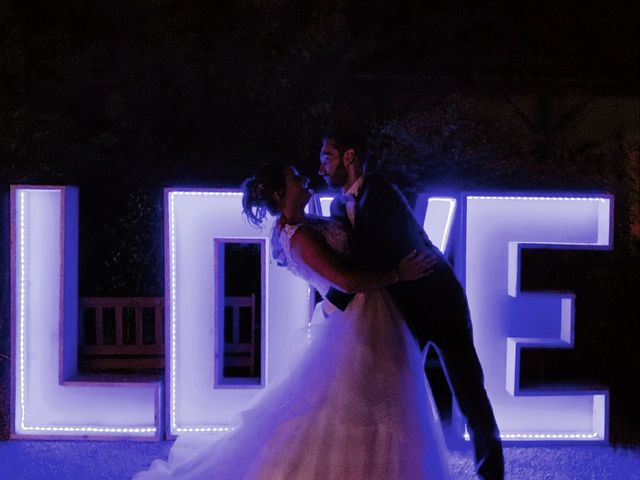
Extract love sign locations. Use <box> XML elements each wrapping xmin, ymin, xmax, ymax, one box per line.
<box><xmin>9</xmin><ymin>186</ymin><xmax>612</xmax><ymax>442</ymax></box>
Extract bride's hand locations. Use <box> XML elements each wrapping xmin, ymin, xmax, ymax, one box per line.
<box><xmin>396</xmin><ymin>250</ymin><xmax>438</xmax><ymax>282</ymax></box>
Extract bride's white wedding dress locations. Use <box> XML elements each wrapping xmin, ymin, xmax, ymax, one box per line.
<box><xmin>134</xmin><ymin>217</ymin><xmax>450</xmax><ymax>479</ymax></box>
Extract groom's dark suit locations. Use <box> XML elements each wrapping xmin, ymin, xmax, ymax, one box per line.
<box><xmin>326</xmin><ymin>174</ymin><xmax>504</xmax><ymax>480</ymax></box>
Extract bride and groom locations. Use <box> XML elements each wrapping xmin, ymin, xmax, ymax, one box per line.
<box><xmin>135</xmin><ymin>129</ymin><xmax>503</xmax><ymax>479</ymax></box>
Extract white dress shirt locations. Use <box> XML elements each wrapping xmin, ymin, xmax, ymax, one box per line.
<box><xmin>343</xmin><ymin>175</ymin><xmax>365</xmax><ymax>226</ymax></box>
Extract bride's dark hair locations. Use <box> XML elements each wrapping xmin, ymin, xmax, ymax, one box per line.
<box><xmin>241</xmin><ymin>161</ymin><xmax>288</xmax><ymax>227</ymax></box>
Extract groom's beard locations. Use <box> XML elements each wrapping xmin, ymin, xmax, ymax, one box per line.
<box><xmin>324</xmin><ymin>164</ymin><xmax>348</xmax><ymax>190</ymax></box>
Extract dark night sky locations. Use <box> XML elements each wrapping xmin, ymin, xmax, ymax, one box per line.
<box><xmin>1</xmin><ymin>0</ymin><xmax>638</xmax><ymax>186</ymax></box>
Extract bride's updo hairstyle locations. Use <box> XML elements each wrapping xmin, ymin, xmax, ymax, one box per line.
<box><xmin>242</xmin><ymin>161</ymin><xmax>287</xmax><ymax>227</ymax></box>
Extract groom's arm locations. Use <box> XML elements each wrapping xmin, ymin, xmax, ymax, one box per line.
<box><xmin>324</xmin><ymin>183</ymin><xmax>415</xmax><ymax>310</ymax></box>
<box><xmin>326</xmin><ymin>197</ymin><xmax>356</xmax><ymax>311</ymax></box>
<box><xmin>361</xmin><ymin>179</ymin><xmax>432</xmax><ymax>264</ymax></box>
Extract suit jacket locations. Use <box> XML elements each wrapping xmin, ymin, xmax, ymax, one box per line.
<box><xmin>326</xmin><ymin>174</ymin><xmax>468</xmax><ymax>344</ymax></box>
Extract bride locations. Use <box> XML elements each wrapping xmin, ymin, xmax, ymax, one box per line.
<box><xmin>134</xmin><ymin>163</ymin><xmax>451</xmax><ymax>479</ymax></box>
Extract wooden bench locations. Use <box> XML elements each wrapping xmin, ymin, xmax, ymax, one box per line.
<box><xmin>223</xmin><ymin>294</ymin><xmax>257</xmax><ymax>377</ymax></box>
<box><xmin>79</xmin><ymin>297</ymin><xmax>165</xmax><ymax>372</ymax></box>
<box><xmin>79</xmin><ymin>295</ymin><xmax>259</xmax><ymax>377</ymax></box>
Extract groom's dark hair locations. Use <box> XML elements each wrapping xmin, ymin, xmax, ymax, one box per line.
<box><xmin>322</xmin><ymin>126</ymin><xmax>369</xmax><ymax>167</ymax></box>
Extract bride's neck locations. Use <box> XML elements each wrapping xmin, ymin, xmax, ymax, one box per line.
<box><xmin>279</xmin><ymin>207</ymin><xmax>305</xmax><ymax>225</ymax></box>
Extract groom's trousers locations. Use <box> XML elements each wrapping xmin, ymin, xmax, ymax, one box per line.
<box><xmin>389</xmin><ymin>265</ymin><xmax>504</xmax><ymax>480</ymax></box>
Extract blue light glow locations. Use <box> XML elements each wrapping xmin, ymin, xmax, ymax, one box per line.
<box><xmin>422</xmin><ymin>197</ymin><xmax>456</xmax><ymax>253</ymax></box>
<box><xmin>463</xmin><ymin>194</ymin><xmax>612</xmax><ymax>442</ymax></box>
<box><xmin>166</xmin><ymin>190</ymin><xmax>310</xmax><ymax>437</ymax></box>
<box><xmin>8</xmin><ymin>186</ymin><xmax>615</xmax><ymax>444</ymax></box>
<box><xmin>11</xmin><ymin>187</ymin><xmax>160</xmax><ymax>439</ymax></box>
<box><xmin>316</xmin><ymin>196</ymin><xmax>334</xmax><ymax>217</ymax></box>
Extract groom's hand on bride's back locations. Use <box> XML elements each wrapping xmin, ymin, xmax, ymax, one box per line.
<box><xmin>397</xmin><ymin>250</ymin><xmax>438</xmax><ymax>282</ymax></box>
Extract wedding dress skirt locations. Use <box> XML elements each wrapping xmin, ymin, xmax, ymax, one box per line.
<box><xmin>134</xmin><ymin>290</ymin><xmax>450</xmax><ymax>479</ymax></box>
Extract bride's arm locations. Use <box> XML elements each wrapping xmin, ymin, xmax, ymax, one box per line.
<box><xmin>288</xmin><ymin>225</ymin><xmax>435</xmax><ymax>294</ymax></box>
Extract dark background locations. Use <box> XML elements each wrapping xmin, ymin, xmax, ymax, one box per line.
<box><xmin>1</xmin><ymin>0</ymin><xmax>638</xmax><ymax>443</ymax></box>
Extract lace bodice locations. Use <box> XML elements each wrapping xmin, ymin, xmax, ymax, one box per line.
<box><xmin>277</xmin><ymin>216</ymin><xmax>350</xmax><ymax>297</ymax></box>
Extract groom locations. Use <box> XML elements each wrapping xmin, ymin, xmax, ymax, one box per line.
<box><xmin>319</xmin><ymin>128</ymin><xmax>504</xmax><ymax>480</ymax></box>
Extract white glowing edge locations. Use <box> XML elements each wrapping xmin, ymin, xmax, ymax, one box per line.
<box><xmin>168</xmin><ymin>192</ymin><xmax>239</xmax><ymax>433</ymax></box>
<box><xmin>465</xmin><ymin>432</ymin><xmax>601</xmax><ymax>440</ymax></box>
<box><xmin>467</xmin><ymin>196</ymin><xmax>608</xmax><ymax>202</ymax></box>
<box><xmin>167</xmin><ymin>190</ymin><xmax>310</xmax><ymax>435</ymax></box>
<box><xmin>463</xmin><ymin>420</ymin><xmax>603</xmax><ymax>440</ymax></box>
<box><xmin>18</xmin><ymin>190</ymin><xmax>25</xmax><ymax>429</ymax></box>
<box><xmin>317</xmin><ymin>196</ymin><xmax>334</xmax><ymax>217</ymax></box>
<box><xmin>463</xmin><ymin>194</ymin><xmax>612</xmax><ymax>442</ymax></box>
<box><xmin>424</xmin><ymin>197</ymin><xmax>456</xmax><ymax>253</ymax></box>
<box><xmin>14</xmin><ymin>187</ymin><xmax>158</xmax><ymax>436</ymax></box>
<box><xmin>318</xmin><ymin>194</ymin><xmax>456</xmax><ymax>253</ymax></box>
